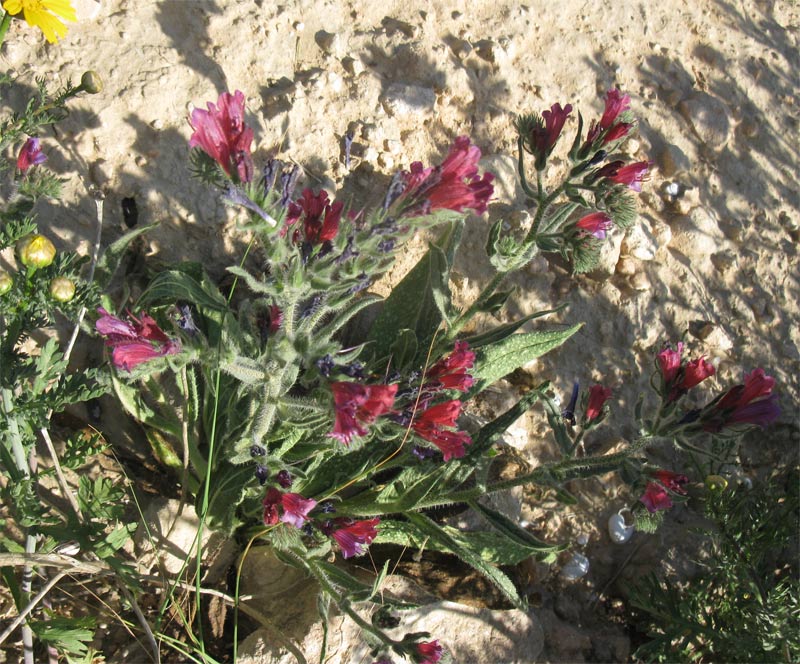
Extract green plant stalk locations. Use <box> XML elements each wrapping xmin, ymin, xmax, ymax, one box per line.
<box><xmin>1</xmin><ymin>388</ymin><xmax>36</xmax><ymax>664</ymax></box>
<box><xmin>0</xmin><ymin>11</ymin><xmax>11</xmax><ymax>46</ymax></box>
<box><xmin>193</xmin><ymin>240</ymin><xmax>254</xmax><ymax>657</ymax></box>
<box><xmin>447</xmin><ymin>271</ymin><xmax>506</xmax><ymax>339</ymax></box>
<box><xmin>303</xmin><ymin>555</ymin><xmax>403</xmax><ymax>650</ymax></box>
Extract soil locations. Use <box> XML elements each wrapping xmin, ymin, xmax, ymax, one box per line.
<box><xmin>0</xmin><ymin>0</ymin><xmax>798</xmax><ymax>662</ymax></box>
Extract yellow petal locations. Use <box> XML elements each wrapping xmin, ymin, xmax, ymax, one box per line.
<box><xmin>23</xmin><ymin>5</ymin><xmax>68</xmax><ymax>43</ymax></box>
<box><xmin>42</xmin><ymin>0</ymin><xmax>76</xmax><ymax>22</ymax></box>
<box><xmin>2</xmin><ymin>0</ymin><xmax>23</xmax><ymax>15</ymax></box>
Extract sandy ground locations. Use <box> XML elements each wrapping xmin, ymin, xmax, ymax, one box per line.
<box><xmin>1</xmin><ymin>0</ymin><xmax>798</xmax><ymax>659</ymax></box>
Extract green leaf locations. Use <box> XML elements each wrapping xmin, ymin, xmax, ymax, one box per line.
<box><xmin>467</xmin><ymin>323</ymin><xmax>583</xmax><ymax>396</ymax></box>
<box><xmin>94</xmin><ymin>222</ymin><xmax>158</xmax><ymax>287</ymax></box>
<box><xmin>30</xmin><ymin>615</ymin><xmax>95</xmax><ymax>657</ymax></box>
<box><xmin>469</xmin><ymin>500</ymin><xmax>565</xmax><ymax>556</ymax></box>
<box><xmin>368</xmin><ymin>222</ymin><xmax>462</xmax><ymax>362</ymax></box>
<box><xmin>139</xmin><ymin>268</ymin><xmax>227</xmax><ymax>313</ymax></box>
<box><xmin>389</xmin><ymin>329</ymin><xmax>418</xmax><ymax>370</ymax></box>
<box><xmin>462</xmin><ymin>304</ymin><xmax>567</xmax><ymax>348</ymax></box>
<box><xmin>478</xmin><ymin>288</ymin><xmax>515</xmax><ymax>314</ymax></box>
<box><xmin>405</xmin><ymin>512</ymin><xmax>524</xmax><ymax>608</ymax></box>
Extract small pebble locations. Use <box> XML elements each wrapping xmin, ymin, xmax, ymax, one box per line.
<box><xmin>628</xmin><ymin>271</ymin><xmax>651</xmax><ymax>291</ymax></box>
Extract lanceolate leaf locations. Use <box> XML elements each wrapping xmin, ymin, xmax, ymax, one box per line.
<box><xmin>462</xmin><ymin>304</ymin><xmax>567</xmax><ymax>348</ymax></box>
<box><xmin>468</xmin><ymin>500</ymin><xmax>564</xmax><ymax>555</ymax></box>
<box><xmin>405</xmin><ymin>512</ymin><xmax>524</xmax><ymax>608</ymax></box>
<box><xmin>467</xmin><ymin>323</ymin><xmax>583</xmax><ymax>397</ymax></box>
<box><xmin>367</xmin><ymin>222</ymin><xmax>462</xmax><ymax>363</ymax></box>
<box><xmin>139</xmin><ymin>268</ymin><xmax>227</xmax><ymax>313</ymax></box>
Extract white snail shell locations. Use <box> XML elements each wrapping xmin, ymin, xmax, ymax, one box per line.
<box><xmin>607</xmin><ymin>509</ymin><xmax>635</xmax><ymax>544</ymax></box>
<box><xmin>560</xmin><ymin>552</ymin><xmax>590</xmax><ymax>580</ymax></box>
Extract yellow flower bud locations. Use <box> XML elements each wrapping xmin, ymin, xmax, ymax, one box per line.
<box><xmin>705</xmin><ymin>475</ymin><xmax>728</xmax><ymax>491</ymax></box>
<box><xmin>80</xmin><ymin>71</ymin><xmax>103</xmax><ymax>95</ymax></box>
<box><xmin>49</xmin><ymin>276</ymin><xmax>76</xmax><ymax>302</ymax></box>
<box><xmin>17</xmin><ymin>234</ymin><xmax>56</xmax><ymax>268</ymax></box>
<box><xmin>0</xmin><ymin>271</ymin><xmax>12</xmax><ymax>295</ymax></box>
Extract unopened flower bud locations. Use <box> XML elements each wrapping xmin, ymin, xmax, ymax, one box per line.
<box><xmin>704</xmin><ymin>474</ymin><xmax>728</xmax><ymax>491</ymax></box>
<box><xmin>80</xmin><ymin>71</ymin><xmax>103</xmax><ymax>94</ymax></box>
<box><xmin>49</xmin><ymin>276</ymin><xmax>76</xmax><ymax>302</ymax></box>
<box><xmin>0</xmin><ymin>271</ymin><xmax>12</xmax><ymax>295</ymax></box>
<box><xmin>17</xmin><ymin>234</ymin><xmax>56</xmax><ymax>268</ymax></box>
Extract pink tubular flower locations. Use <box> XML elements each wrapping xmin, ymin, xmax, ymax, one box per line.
<box><xmin>280</xmin><ymin>492</ymin><xmax>317</xmax><ymax>528</ymax></box>
<box><xmin>331</xmin><ymin>518</ymin><xmax>380</xmax><ymax>558</ymax></box>
<box><xmin>584</xmin><ymin>385</ymin><xmax>612</xmax><ymax>421</ymax></box>
<box><xmin>286</xmin><ymin>188</ymin><xmax>344</xmax><ymax>245</ymax></box>
<box><xmin>530</xmin><ymin>103</ymin><xmax>573</xmax><ymax>158</ymax></box>
<box><xmin>416</xmin><ymin>640</ymin><xmax>443</xmax><ymax>664</ymax></box>
<box><xmin>608</xmin><ymin>161</ymin><xmax>650</xmax><ymax>192</ymax></box>
<box><xmin>576</xmin><ymin>212</ymin><xmax>613</xmax><ymax>239</ymax></box>
<box><xmin>17</xmin><ymin>138</ymin><xmax>47</xmax><ymax>173</ymax></box>
<box><xmin>400</xmin><ymin>136</ymin><xmax>494</xmax><ymax>216</ymax></box>
<box><xmin>262</xmin><ymin>489</ymin><xmax>317</xmax><ymax>528</ymax></box>
<box><xmin>681</xmin><ymin>356</ymin><xmax>716</xmax><ymax>390</ymax></box>
<box><xmin>599</xmin><ymin>89</ymin><xmax>631</xmax><ymax>131</ymax></box>
<box><xmin>95</xmin><ymin>307</ymin><xmax>180</xmax><ymax>372</ymax></box>
<box><xmin>189</xmin><ymin>90</ymin><xmax>254</xmax><ymax>182</ymax></box>
<box><xmin>657</xmin><ymin>342</ymin><xmax>684</xmax><ymax>386</ymax></box>
<box><xmin>329</xmin><ymin>382</ymin><xmax>398</xmax><ymax>445</ymax></box>
<box><xmin>639</xmin><ymin>482</ymin><xmax>673</xmax><ymax>513</ymax></box>
<box><xmin>427</xmin><ymin>341</ymin><xmax>475</xmax><ymax>392</ymax></box>
<box><xmin>703</xmin><ymin>369</ymin><xmax>781</xmax><ymax>432</ymax></box>
<box><xmin>412</xmin><ymin>400</ymin><xmax>472</xmax><ymax>461</ymax></box>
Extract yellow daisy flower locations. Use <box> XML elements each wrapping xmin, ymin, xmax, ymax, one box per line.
<box><xmin>2</xmin><ymin>0</ymin><xmax>77</xmax><ymax>44</ymax></box>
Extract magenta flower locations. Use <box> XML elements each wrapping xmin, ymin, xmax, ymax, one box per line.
<box><xmin>576</xmin><ymin>212</ymin><xmax>613</xmax><ymax>239</ymax></box>
<box><xmin>651</xmin><ymin>469</ymin><xmax>689</xmax><ymax>495</ymax></box>
<box><xmin>412</xmin><ymin>400</ymin><xmax>472</xmax><ymax>461</ymax></box>
<box><xmin>657</xmin><ymin>342</ymin><xmax>684</xmax><ymax>386</ymax></box>
<box><xmin>262</xmin><ymin>487</ymin><xmax>282</xmax><ymax>526</ymax></box>
<box><xmin>280</xmin><ymin>492</ymin><xmax>317</xmax><ymax>528</ymax></box>
<box><xmin>608</xmin><ymin>161</ymin><xmax>650</xmax><ymax>192</ymax></box>
<box><xmin>584</xmin><ymin>385</ymin><xmax>612</xmax><ymax>421</ymax></box>
<box><xmin>427</xmin><ymin>340</ymin><xmax>475</xmax><ymax>392</ymax></box>
<box><xmin>416</xmin><ymin>640</ymin><xmax>443</xmax><ymax>664</ymax></box>
<box><xmin>658</xmin><ymin>343</ymin><xmax>716</xmax><ymax>402</ymax></box>
<box><xmin>262</xmin><ymin>488</ymin><xmax>317</xmax><ymax>527</ymax></box>
<box><xmin>16</xmin><ymin>138</ymin><xmax>47</xmax><ymax>173</ymax></box>
<box><xmin>703</xmin><ymin>369</ymin><xmax>781</xmax><ymax>432</ymax></box>
<box><xmin>586</xmin><ymin>89</ymin><xmax>632</xmax><ymax>144</ymax></box>
<box><xmin>331</xmin><ymin>518</ymin><xmax>380</xmax><ymax>558</ymax></box>
<box><xmin>399</xmin><ymin>136</ymin><xmax>494</xmax><ymax>216</ymax></box>
<box><xmin>528</xmin><ymin>102</ymin><xmax>573</xmax><ymax>160</ymax></box>
<box><xmin>95</xmin><ymin>307</ymin><xmax>180</xmax><ymax>372</ymax></box>
<box><xmin>602</xmin><ymin>122</ymin><xmax>634</xmax><ymax>144</ymax></box>
<box><xmin>286</xmin><ymin>188</ymin><xmax>344</xmax><ymax>245</ymax></box>
<box><xmin>329</xmin><ymin>382</ymin><xmax>398</xmax><ymax>445</ymax></box>
<box><xmin>599</xmin><ymin>89</ymin><xmax>631</xmax><ymax>130</ymax></box>
<box><xmin>189</xmin><ymin>90</ymin><xmax>254</xmax><ymax>182</ymax></box>
<box><xmin>681</xmin><ymin>357</ymin><xmax>716</xmax><ymax>390</ymax></box>
<box><xmin>639</xmin><ymin>482</ymin><xmax>673</xmax><ymax>513</ymax></box>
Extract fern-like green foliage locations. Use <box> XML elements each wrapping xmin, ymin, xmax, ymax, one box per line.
<box><xmin>629</xmin><ymin>471</ymin><xmax>800</xmax><ymax>662</ymax></box>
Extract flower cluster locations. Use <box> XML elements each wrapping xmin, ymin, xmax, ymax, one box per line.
<box><xmin>189</xmin><ymin>90</ymin><xmax>254</xmax><ymax>183</ymax></box>
<box><xmin>700</xmin><ymin>368</ymin><xmax>781</xmax><ymax>432</ymax></box>
<box><xmin>329</xmin><ymin>382</ymin><xmax>398</xmax><ymax>445</ymax></box>
<box><xmin>394</xmin><ymin>136</ymin><xmax>494</xmax><ymax>216</ymax></box>
<box><xmin>412</xmin><ymin>400</ymin><xmax>472</xmax><ymax>461</ymax></box>
<box><xmin>95</xmin><ymin>308</ymin><xmax>181</xmax><ymax>372</ymax></box>
<box><xmin>657</xmin><ymin>342</ymin><xmax>716</xmax><ymax>402</ymax></box>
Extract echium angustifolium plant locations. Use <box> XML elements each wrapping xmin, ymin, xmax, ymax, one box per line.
<box><xmin>0</xmin><ymin>71</ymin><xmax>138</xmax><ymax>661</ymax></box>
<box><xmin>99</xmin><ymin>88</ymin><xmax>782</xmax><ymax>661</ymax></box>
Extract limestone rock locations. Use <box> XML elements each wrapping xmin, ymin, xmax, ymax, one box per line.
<box><xmin>668</xmin><ymin>207</ymin><xmax>726</xmax><ymax>269</ymax></box>
<box><xmin>656</xmin><ymin>143</ymin><xmax>691</xmax><ymax>177</ymax></box>
<box><xmin>678</xmin><ymin>92</ymin><xmax>731</xmax><ymax>150</ymax></box>
<box><xmin>134</xmin><ymin>498</ymin><xmax>237</xmax><ymax>578</ymax></box>
<box><xmin>381</xmin><ymin>83</ymin><xmax>436</xmax><ymax>117</ymax></box>
<box><xmin>621</xmin><ymin>218</ymin><xmax>658</xmax><ymax>261</ymax></box>
<box><xmin>238</xmin><ymin>578</ymin><xmax>545</xmax><ymax>664</ymax></box>
<box><xmin>588</xmin><ymin>230</ymin><xmax>624</xmax><ymax>280</ymax></box>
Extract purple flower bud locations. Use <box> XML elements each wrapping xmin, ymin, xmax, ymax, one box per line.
<box><xmin>255</xmin><ymin>464</ymin><xmax>269</xmax><ymax>485</ymax></box>
<box><xmin>250</xmin><ymin>445</ymin><xmax>266</xmax><ymax>457</ymax></box>
<box><xmin>276</xmin><ymin>470</ymin><xmax>293</xmax><ymax>488</ymax></box>
<box><xmin>316</xmin><ymin>355</ymin><xmax>336</xmax><ymax>377</ymax></box>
